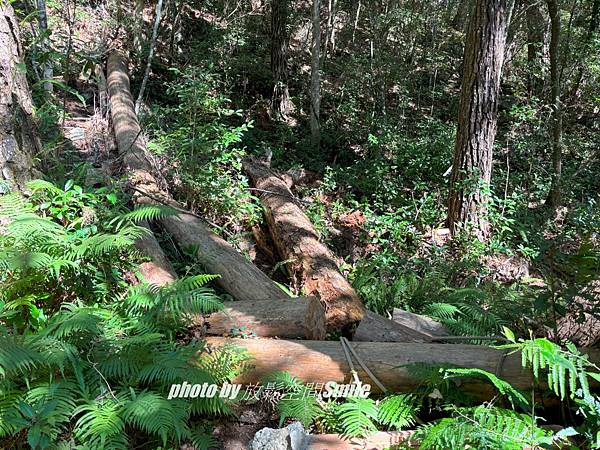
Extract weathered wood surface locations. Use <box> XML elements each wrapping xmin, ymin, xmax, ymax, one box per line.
<box><xmin>203</xmin><ymin>296</ymin><xmax>326</xmax><ymax>339</ymax></box>
<box><xmin>243</xmin><ymin>157</ymin><xmax>365</xmax><ymax>332</ymax></box>
<box><xmin>107</xmin><ymin>51</ymin><xmax>177</xmax><ymax>285</ymax></box>
<box><xmin>353</xmin><ymin>311</ymin><xmax>433</xmax><ymax>343</ymax></box>
<box><xmin>160</xmin><ymin>213</ymin><xmax>288</xmax><ymax>301</ymax></box>
<box><xmin>392</xmin><ymin>308</ymin><xmax>449</xmax><ymax>338</ymax></box>
<box><xmin>108</xmin><ymin>52</ymin><xmax>286</xmax><ymax>300</ymax></box>
<box><xmin>204</xmin><ymin>337</ymin><xmax>600</xmax><ymax>395</ymax></box>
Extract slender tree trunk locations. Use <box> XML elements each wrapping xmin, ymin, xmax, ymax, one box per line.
<box><xmin>270</xmin><ymin>0</ymin><xmax>292</xmax><ymax>119</ymax></box>
<box><xmin>134</xmin><ymin>0</ymin><xmax>144</xmax><ymax>55</ymax></box>
<box><xmin>525</xmin><ymin>0</ymin><xmax>545</xmax><ymax>95</ymax></box>
<box><xmin>545</xmin><ymin>0</ymin><xmax>562</xmax><ymax>210</ymax></box>
<box><xmin>324</xmin><ymin>0</ymin><xmax>336</xmax><ymax>57</ymax></box>
<box><xmin>135</xmin><ymin>0</ymin><xmax>163</xmax><ymax>114</ymax></box>
<box><xmin>452</xmin><ymin>0</ymin><xmax>472</xmax><ymax>31</ymax></box>
<box><xmin>36</xmin><ymin>0</ymin><xmax>53</xmax><ymax>92</ymax></box>
<box><xmin>0</xmin><ymin>4</ymin><xmax>41</xmax><ymax>193</ymax></box>
<box><xmin>310</xmin><ymin>0</ymin><xmax>321</xmax><ymax>150</ymax></box>
<box><xmin>352</xmin><ymin>0</ymin><xmax>361</xmax><ymax>43</ymax></box>
<box><xmin>447</xmin><ymin>0</ymin><xmax>513</xmax><ymax>240</ymax></box>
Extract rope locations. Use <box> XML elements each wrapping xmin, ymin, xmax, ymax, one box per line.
<box><xmin>340</xmin><ymin>337</ymin><xmax>388</xmax><ymax>394</ymax></box>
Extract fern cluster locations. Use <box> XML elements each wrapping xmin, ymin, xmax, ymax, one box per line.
<box><xmin>0</xmin><ymin>181</ymin><xmax>241</xmax><ymax>449</ymax></box>
<box><xmin>265</xmin><ymin>372</ymin><xmax>419</xmax><ymax>438</ymax></box>
<box><xmin>413</xmin><ymin>405</ymin><xmax>564</xmax><ymax>450</ymax></box>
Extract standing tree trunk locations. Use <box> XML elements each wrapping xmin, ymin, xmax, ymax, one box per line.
<box><xmin>545</xmin><ymin>0</ymin><xmax>562</xmax><ymax>211</ymax></box>
<box><xmin>0</xmin><ymin>4</ymin><xmax>41</xmax><ymax>193</ymax></box>
<box><xmin>135</xmin><ymin>0</ymin><xmax>163</xmax><ymax>114</ymax></box>
<box><xmin>310</xmin><ymin>0</ymin><xmax>321</xmax><ymax>150</ymax></box>
<box><xmin>270</xmin><ymin>0</ymin><xmax>293</xmax><ymax>120</ymax></box>
<box><xmin>525</xmin><ymin>0</ymin><xmax>546</xmax><ymax>95</ymax></box>
<box><xmin>36</xmin><ymin>0</ymin><xmax>53</xmax><ymax>92</ymax></box>
<box><xmin>447</xmin><ymin>0</ymin><xmax>513</xmax><ymax>240</ymax></box>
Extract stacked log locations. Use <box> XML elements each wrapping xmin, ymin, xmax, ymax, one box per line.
<box><xmin>243</xmin><ymin>157</ymin><xmax>365</xmax><ymax>332</ymax></box>
<box><xmin>205</xmin><ymin>337</ymin><xmax>600</xmax><ymax>396</ymax></box>
<box><xmin>107</xmin><ymin>51</ymin><xmax>286</xmax><ymax>300</ymax></box>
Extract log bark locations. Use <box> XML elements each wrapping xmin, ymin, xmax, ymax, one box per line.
<box><xmin>243</xmin><ymin>157</ymin><xmax>365</xmax><ymax>332</ymax></box>
<box><xmin>353</xmin><ymin>311</ymin><xmax>432</xmax><ymax>343</ymax></box>
<box><xmin>203</xmin><ymin>296</ymin><xmax>326</xmax><ymax>340</ymax></box>
<box><xmin>160</xmin><ymin>213</ymin><xmax>288</xmax><ymax>301</ymax></box>
<box><xmin>107</xmin><ymin>51</ymin><xmax>177</xmax><ymax>286</ymax></box>
<box><xmin>107</xmin><ymin>52</ymin><xmax>287</xmax><ymax>301</ymax></box>
<box><xmin>0</xmin><ymin>4</ymin><xmax>41</xmax><ymax>193</ymax></box>
<box><xmin>204</xmin><ymin>337</ymin><xmax>600</xmax><ymax>396</ymax></box>
<box><xmin>392</xmin><ymin>308</ymin><xmax>449</xmax><ymax>338</ymax></box>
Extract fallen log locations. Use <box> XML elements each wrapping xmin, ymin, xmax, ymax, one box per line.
<box><xmin>107</xmin><ymin>52</ymin><xmax>287</xmax><ymax>301</ymax></box>
<box><xmin>392</xmin><ymin>308</ymin><xmax>449</xmax><ymax>338</ymax></box>
<box><xmin>243</xmin><ymin>158</ymin><xmax>365</xmax><ymax>332</ymax></box>
<box><xmin>203</xmin><ymin>296</ymin><xmax>326</xmax><ymax>339</ymax></box>
<box><xmin>353</xmin><ymin>311</ymin><xmax>432</xmax><ymax>343</ymax></box>
<box><xmin>204</xmin><ymin>337</ymin><xmax>600</xmax><ymax>395</ymax></box>
<box><xmin>307</xmin><ymin>431</ymin><xmax>416</xmax><ymax>450</ymax></box>
<box><xmin>107</xmin><ymin>51</ymin><xmax>176</xmax><ymax>286</ymax></box>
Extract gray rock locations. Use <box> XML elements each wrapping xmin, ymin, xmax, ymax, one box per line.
<box><xmin>249</xmin><ymin>422</ymin><xmax>309</xmax><ymax>450</ymax></box>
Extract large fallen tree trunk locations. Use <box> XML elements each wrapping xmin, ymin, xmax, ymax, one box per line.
<box><xmin>203</xmin><ymin>296</ymin><xmax>326</xmax><ymax>339</ymax></box>
<box><xmin>107</xmin><ymin>52</ymin><xmax>287</xmax><ymax>301</ymax></box>
<box><xmin>0</xmin><ymin>4</ymin><xmax>41</xmax><ymax>193</ymax></box>
<box><xmin>107</xmin><ymin>51</ymin><xmax>177</xmax><ymax>285</ymax></box>
<box><xmin>204</xmin><ymin>337</ymin><xmax>600</xmax><ymax>395</ymax></box>
<box><xmin>243</xmin><ymin>158</ymin><xmax>365</xmax><ymax>332</ymax></box>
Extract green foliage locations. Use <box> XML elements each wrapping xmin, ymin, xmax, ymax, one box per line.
<box><xmin>414</xmin><ymin>405</ymin><xmax>558</xmax><ymax>450</ymax></box>
<box><xmin>145</xmin><ymin>67</ymin><xmax>259</xmax><ymax>229</ymax></box>
<box><xmin>267</xmin><ymin>373</ymin><xmax>418</xmax><ymax>438</ymax></box>
<box><xmin>0</xmin><ymin>181</ymin><xmax>242</xmax><ymax>448</ymax></box>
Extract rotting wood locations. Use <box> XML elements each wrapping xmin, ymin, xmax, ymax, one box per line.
<box><xmin>203</xmin><ymin>337</ymin><xmax>600</xmax><ymax>396</ymax></box>
<box><xmin>107</xmin><ymin>52</ymin><xmax>287</xmax><ymax>301</ymax></box>
<box><xmin>202</xmin><ymin>296</ymin><xmax>326</xmax><ymax>339</ymax></box>
<box><xmin>243</xmin><ymin>157</ymin><xmax>365</xmax><ymax>332</ymax></box>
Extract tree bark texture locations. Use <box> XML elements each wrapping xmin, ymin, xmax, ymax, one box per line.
<box><xmin>243</xmin><ymin>158</ymin><xmax>365</xmax><ymax>332</ymax></box>
<box><xmin>107</xmin><ymin>51</ymin><xmax>177</xmax><ymax>285</ymax></box>
<box><xmin>447</xmin><ymin>0</ymin><xmax>512</xmax><ymax>240</ymax></box>
<box><xmin>545</xmin><ymin>0</ymin><xmax>563</xmax><ymax>210</ymax></box>
<box><xmin>0</xmin><ymin>4</ymin><xmax>41</xmax><ymax>194</ymax></box>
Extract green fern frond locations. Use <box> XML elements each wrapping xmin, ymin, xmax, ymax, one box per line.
<box><xmin>73</xmin><ymin>399</ymin><xmax>127</xmax><ymax>449</ymax></box>
<box><xmin>377</xmin><ymin>394</ymin><xmax>418</xmax><ymax>429</ymax></box>
<box><xmin>0</xmin><ymin>336</ymin><xmax>40</xmax><ymax>378</ymax></box>
<box><xmin>335</xmin><ymin>396</ymin><xmax>379</xmax><ymax>438</ymax></box>
<box><xmin>442</xmin><ymin>368</ymin><xmax>529</xmax><ymax>409</ymax></box>
<box><xmin>122</xmin><ymin>391</ymin><xmax>189</xmax><ymax>445</ymax></box>
<box><xmin>110</xmin><ymin>204</ymin><xmax>178</xmax><ymax>229</ymax></box>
